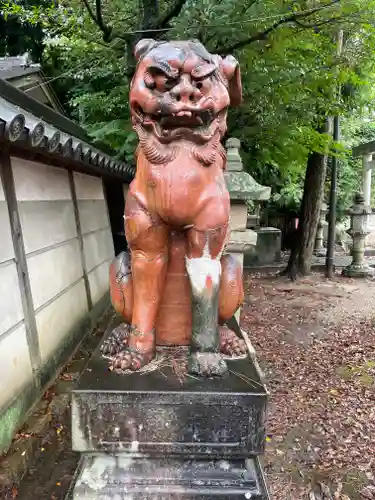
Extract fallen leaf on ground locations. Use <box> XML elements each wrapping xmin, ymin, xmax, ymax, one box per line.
<box><xmin>242</xmin><ymin>271</ymin><xmax>375</xmax><ymax>500</ymax></box>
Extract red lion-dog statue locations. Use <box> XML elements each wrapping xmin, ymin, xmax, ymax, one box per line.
<box><xmin>103</xmin><ymin>39</ymin><xmax>246</xmax><ymax>376</ymax></box>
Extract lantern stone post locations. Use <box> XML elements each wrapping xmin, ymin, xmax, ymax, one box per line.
<box><xmin>224</xmin><ymin>138</ymin><xmax>258</xmax><ymax>320</ymax></box>
<box><xmin>314</xmin><ymin>202</ymin><xmax>328</xmax><ymax>256</ymax></box>
<box><xmin>342</xmin><ymin>193</ymin><xmax>373</xmax><ymax>278</ymax></box>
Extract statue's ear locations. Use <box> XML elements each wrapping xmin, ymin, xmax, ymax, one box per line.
<box><xmin>134</xmin><ymin>39</ymin><xmax>157</xmax><ymax>61</ymax></box>
<box><xmin>221</xmin><ymin>55</ymin><xmax>242</xmax><ymax>107</ymax></box>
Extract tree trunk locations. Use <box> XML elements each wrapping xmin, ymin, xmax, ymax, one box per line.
<box><xmin>284</xmin><ymin>121</ymin><xmax>330</xmax><ymax>279</ymax></box>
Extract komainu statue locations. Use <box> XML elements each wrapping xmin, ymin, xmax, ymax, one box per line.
<box><xmin>103</xmin><ymin>39</ymin><xmax>247</xmax><ymax>376</ymax></box>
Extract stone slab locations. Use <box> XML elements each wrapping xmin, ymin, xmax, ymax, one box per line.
<box><xmin>67</xmin><ymin>455</ymin><xmax>270</xmax><ymax>500</ymax></box>
<box><xmin>72</xmin><ymin>330</ymin><xmax>267</xmax><ymax>457</ymax></box>
<box><xmin>226</xmin><ymin>230</ymin><xmax>258</xmax><ymax>253</ymax></box>
<box><xmin>229</xmin><ymin>202</ymin><xmax>248</xmax><ymax>232</ymax></box>
<box><xmin>244</xmin><ymin>227</ymin><xmax>282</xmax><ymax>267</ymax></box>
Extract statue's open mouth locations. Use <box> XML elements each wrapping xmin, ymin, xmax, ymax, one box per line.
<box><xmin>133</xmin><ymin>106</ymin><xmax>219</xmax><ymax>143</ymax></box>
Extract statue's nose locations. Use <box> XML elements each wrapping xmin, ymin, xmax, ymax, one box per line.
<box><xmin>170</xmin><ymin>75</ymin><xmax>201</xmax><ymax>103</ymax></box>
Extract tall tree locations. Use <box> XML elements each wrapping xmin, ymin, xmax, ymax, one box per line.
<box><xmin>4</xmin><ymin>0</ymin><xmax>375</xmax><ymax>278</ymax></box>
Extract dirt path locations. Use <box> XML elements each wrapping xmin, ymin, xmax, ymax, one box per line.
<box><xmin>2</xmin><ymin>273</ymin><xmax>375</xmax><ymax>500</ymax></box>
<box><xmin>241</xmin><ymin>271</ymin><xmax>375</xmax><ymax>499</ymax></box>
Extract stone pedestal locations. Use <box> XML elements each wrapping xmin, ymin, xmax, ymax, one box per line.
<box><xmin>67</xmin><ymin>326</ymin><xmax>270</xmax><ymax>499</ymax></box>
<box><xmin>244</xmin><ymin>227</ymin><xmax>282</xmax><ymax>267</ymax></box>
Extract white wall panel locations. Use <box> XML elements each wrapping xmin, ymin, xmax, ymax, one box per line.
<box><xmin>0</xmin><ymin>261</ymin><xmax>24</xmax><ymax>337</ymax></box>
<box><xmin>0</xmin><ymin>324</ymin><xmax>33</xmax><ymax>408</ymax></box>
<box><xmin>11</xmin><ymin>158</ymin><xmax>71</xmax><ymax>201</ymax></box>
<box><xmin>28</xmin><ymin>239</ymin><xmax>83</xmax><ymax>310</ymax></box>
<box><xmin>36</xmin><ymin>280</ymin><xmax>88</xmax><ymax>363</ymax></box>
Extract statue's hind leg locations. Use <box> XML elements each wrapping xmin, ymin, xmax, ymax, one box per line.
<box><xmin>111</xmin><ymin>194</ymin><xmax>169</xmax><ymax>372</ymax></box>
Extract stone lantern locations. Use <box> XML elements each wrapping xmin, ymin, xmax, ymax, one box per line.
<box><xmin>314</xmin><ymin>202</ymin><xmax>328</xmax><ymax>256</ymax></box>
<box><xmin>342</xmin><ymin>192</ymin><xmax>373</xmax><ymax>277</ymax></box>
<box><xmin>224</xmin><ymin>138</ymin><xmax>276</xmax><ymax>319</ymax></box>
<box><xmin>224</xmin><ymin>138</ymin><xmax>281</xmax><ymax>272</ymax></box>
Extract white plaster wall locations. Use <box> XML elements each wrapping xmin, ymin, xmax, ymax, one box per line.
<box><xmin>12</xmin><ymin>158</ymin><xmax>77</xmax><ymax>254</ymax></box>
<box><xmin>74</xmin><ymin>172</ymin><xmax>104</xmax><ymax>200</ymax></box>
<box><xmin>12</xmin><ymin>158</ymin><xmax>71</xmax><ymax>201</ymax></box>
<box><xmin>0</xmin><ymin>166</ymin><xmax>31</xmax><ymax>409</ymax></box>
<box><xmin>36</xmin><ymin>280</ymin><xmax>88</xmax><ymax>363</ymax></box>
<box><xmin>83</xmin><ymin>228</ymin><xmax>114</xmax><ymax>272</ymax></box>
<box><xmin>0</xmin><ymin>261</ymin><xmax>24</xmax><ymax>337</ymax></box>
<box><xmin>0</xmin><ymin>324</ymin><xmax>33</xmax><ymax>408</ymax></box>
<box><xmin>74</xmin><ymin>172</ymin><xmax>114</xmax><ymax>304</ymax></box>
<box><xmin>19</xmin><ymin>202</ymin><xmax>77</xmax><ymax>254</ymax></box>
<box><xmin>0</xmin><ymin>173</ymin><xmax>14</xmax><ymax>264</ymax></box>
<box><xmin>11</xmin><ymin>158</ymin><xmax>90</xmax><ymax>367</ymax></box>
<box><xmin>28</xmin><ymin>239</ymin><xmax>84</xmax><ymax>310</ymax></box>
<box><xmin>88</xmin><ymin>259</ymin><xmax>111</xmax><ymax>304</ymax></box>
<box><xmin>78</xmin><ymin>200</ymin><xmax>108</xmax><ymax>235</ymax></box>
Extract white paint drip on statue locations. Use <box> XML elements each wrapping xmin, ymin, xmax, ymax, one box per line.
<box><xmin>185</xmin><ymin>241</ymin><xmax>221</xmax><ymax>294</ymax></box>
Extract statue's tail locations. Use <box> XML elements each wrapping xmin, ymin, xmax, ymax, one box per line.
<box><xmin>218</xmin><ymin>253</ymin><xmax>244</xmax><ymax>324</ymax></box>
<box><xmin>109</xmin><ymin>251</ymin><xmax>133</xmax><ymax>323</ymax></box>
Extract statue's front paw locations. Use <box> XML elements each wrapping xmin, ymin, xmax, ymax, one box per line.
<box><xmin>188</xmin><ymin>352</ymin><xmax>228</xmax><ymax>377</ymax></box>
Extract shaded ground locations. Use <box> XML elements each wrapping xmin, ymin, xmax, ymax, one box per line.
<box><xmin>1</xmin><ymin>272</ymin><xmax>375</xmax><ymax>500</ymax></box>
<box><xmin>0</xmin><ymin>313</ymin><xmax>112</xmax><ymax>500</ymax></box>
<box><xmin>242</xmin><ymin>271</ymin><xmax>375</xmax><ymax>499</ymax></box>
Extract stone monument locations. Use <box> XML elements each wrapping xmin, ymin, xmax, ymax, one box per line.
<box><xmin>67</xmin><ymin>39</ymin><xmax>269</xmax><ymax>499</ymax></box>
<box><xmin>342</xmin><ymin>192</ymin><xmax>373</xmax><ymax>277</ymax></box>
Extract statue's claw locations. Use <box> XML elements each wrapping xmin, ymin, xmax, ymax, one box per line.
<box><xmin>101</xmin><ymin>323</ymin><xmax>130</xmax><ymax>356</ymax></box>
<box><xmin>108</xmin><ymin>326</ymin><xmax>155</xmax><ymax>372</ymax></box>
<box><xmin>110</xmin><ymin>347</ymin><xmax>154</xmax><ymax>372</ymax></box>
<box><xmin>188</xmin><ymin>352</ymin><xmax>228</xmax><ymax>377</ymax></box>
<box><xmin>219</xmin><ymin>325</ymin><xmax>247</xmax><ymax>357</ymax></box>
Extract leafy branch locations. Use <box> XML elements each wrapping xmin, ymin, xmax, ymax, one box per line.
<box><xmin>216</xmin><ymin>0</ymin><xmax>341</xmax><ymax>54</ymax></box>
<box><xmin>158</xmin><ymin>0</ymin><xmax>188</xmax><ymax>29</ymax></box>
<box><xmin>80</xmin><ymin>0</ymin><xmax>188</xmax><ymax>44</ymax></box>
<box><xmin>81</xmin><ymin>0</ymin><xmax>112</xmax><ymax>41</ymax></box>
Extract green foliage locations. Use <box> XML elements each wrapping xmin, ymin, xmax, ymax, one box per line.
<box><xmin>0</xmin><ymin>0</ymin><xmax>47</xmax><ymax>60</ymax></box>
<box><xmin>4</xmin><ymin>0</ymin><xmax>375</xmax><ymax>215</ymax></box>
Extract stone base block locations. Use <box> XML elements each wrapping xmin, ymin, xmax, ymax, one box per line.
<box><xmin>314</xmin><ymin>247</ymin><xmax>327</xmax><ymax>257</ymax></box>
<box><xmin>226</xmin><ymin>229</ymin><xmax>258</xmax><ymax>254</ymax></box>
<box><xmin>67</xmin><ymin>455</ymin><xmax>270</xmax><ymax>500</ymax></box>
<box><xmin>244</xmin><ymin>227</ymin><xmax>281</xmax><ymax>267</ymax></box>
<box><xmin>71</xmin><ymin>327</ymin><xmax>268</xmax><ymax>457</ymax></box>
<box><xmin>342</xmin><ymin>264</ymin><xmax>374</xmax><ymax>278</ymax></box>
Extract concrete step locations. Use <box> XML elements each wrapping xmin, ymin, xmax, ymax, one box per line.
<box><xmin>66</xmin><ymin>455</ymin><xmax>270</xmax><ymax>500</ymax></box>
